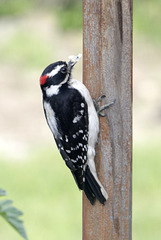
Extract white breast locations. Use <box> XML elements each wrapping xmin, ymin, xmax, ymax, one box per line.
<box><xmin>69</xmin><ymin>78</ymin><xmax>99</xmax><ymax>160</ymax></box>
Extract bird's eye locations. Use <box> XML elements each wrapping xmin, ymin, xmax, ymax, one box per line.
<box><xmin>61</xmin><ymin>66</ymin><xmax>67</xmax><ymax>74</ymax></box>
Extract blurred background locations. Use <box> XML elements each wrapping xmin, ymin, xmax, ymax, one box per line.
<box><xmin>0</xmin><ymin>0</ymin><xmax>161</xmax><ymax>239</ymax></box>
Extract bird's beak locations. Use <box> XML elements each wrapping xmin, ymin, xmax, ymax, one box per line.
<box><xmin>68</xmin><ymin>60</ymin><xmax>75</xmax><ymax>73</ymax></box>
<box><xmin>68</xmin><ymin>54</ymin><xmax>82</xmax><ymax>73</ymax></box>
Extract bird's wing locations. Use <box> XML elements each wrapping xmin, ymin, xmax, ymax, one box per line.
<box><xmin>43</xmin><ymin>91</ymin><xmax>89</xmax><ymax>189</ymax></box>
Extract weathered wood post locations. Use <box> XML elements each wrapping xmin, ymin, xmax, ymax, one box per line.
<box><xmin>83</xmin><ymin>0</ymin><xmax>133</xmax><ymax>239</ymax></box>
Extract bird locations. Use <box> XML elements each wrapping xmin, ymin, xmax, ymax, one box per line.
<box><xmin>39</xmin><ymin>54</ymin><xmax>108</xmax><ymax>205</ymax></box>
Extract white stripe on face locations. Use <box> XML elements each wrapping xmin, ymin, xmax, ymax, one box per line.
<box><xmin>45</xmin><ymin>85</ymin><xmax>60</xmax><ymax>96</ymax></box>
<box><xmin>47</xmin><ymin>64</ymin><xmax>64</xmax><ymax>78</ymax></box>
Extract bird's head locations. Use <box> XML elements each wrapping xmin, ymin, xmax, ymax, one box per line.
<box><xmin>40</xmin><ymin>54</ymin><xmax>82</xmax><ymax>88</ymax></box>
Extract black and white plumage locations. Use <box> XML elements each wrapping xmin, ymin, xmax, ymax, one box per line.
<box><xmin>40</xmin><ymin>54</ymin><xmax>108</xmax><ymax>205</ymax></box>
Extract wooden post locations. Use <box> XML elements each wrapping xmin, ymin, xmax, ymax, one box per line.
<box><xmin>83</xmin><ymin>0</ymin><xmax>132</xmax><ymax>240</ymax></box>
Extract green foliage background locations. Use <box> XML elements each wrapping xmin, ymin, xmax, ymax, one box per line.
<box><xmin>0</xmin><ymin>148</ymin><xmax>81</xmax><ymax>240</ymax></box>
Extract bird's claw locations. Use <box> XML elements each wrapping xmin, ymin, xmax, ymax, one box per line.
<box><xmin>93</xmin><ymin>95</ymin><xmax>116</xmax><ymax>117</ymax></box>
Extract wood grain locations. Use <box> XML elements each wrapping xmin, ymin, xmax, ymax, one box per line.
<box><xmin>82</xmin><ymin>0</ymin><xmax>133</xmax><ymax>239</ymax></box>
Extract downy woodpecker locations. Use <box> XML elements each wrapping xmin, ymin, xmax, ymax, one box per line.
<box><xmin>40</xmin><ymin>54</ymin><xmax>108</xmax><ymax>205</ymax></box>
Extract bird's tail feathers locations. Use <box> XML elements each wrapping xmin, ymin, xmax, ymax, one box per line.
<box><xmin>84</xmin><ymin>165</ymin><xmax>108</xmax><ymax>205</ymax></box>
<box><xmin>71</xmin><ymin>168</ymin><xmax>96</xmax><ymax>205</ymax></box>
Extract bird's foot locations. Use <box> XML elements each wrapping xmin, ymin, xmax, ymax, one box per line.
<box><xmin>93</xmin><ymin>95</ymin><xmax>116</xmax><ymax>117</ymax></box>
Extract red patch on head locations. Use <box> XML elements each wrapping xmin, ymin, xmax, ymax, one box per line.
<box><xmin>40</xmin><ymin>74</ymin><xmax>48</xmax><ymax>85</ymax></box>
